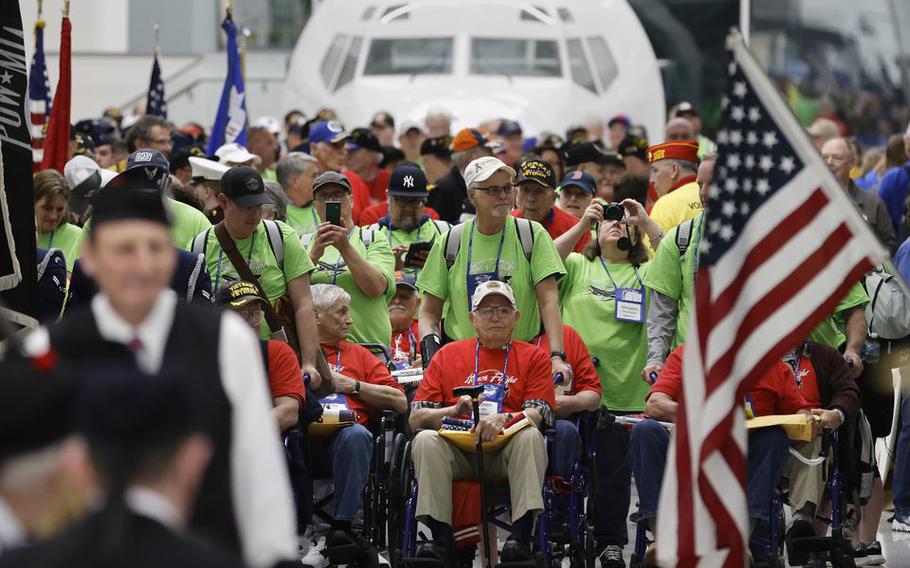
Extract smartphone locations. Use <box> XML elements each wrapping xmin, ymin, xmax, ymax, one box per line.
<box><xmin>325</xmin><ymin>201</ymin><xmax>342</xmax><ymax>226</ymax></box>
<box><xmin>404</xmin><ymin>241</ymin><xmax>433</xmax><ymax>267</ymax></box>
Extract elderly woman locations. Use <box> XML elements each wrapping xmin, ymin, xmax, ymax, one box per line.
<box><xmin>309</xmin><ymin>283</ymin><xmax>407</xmax><ymax>554</ymax></box>
<box><xmin>262</xmin><ymin>180</ymin><xmax>289</xmax><ymax>222</ymax></box>
<box><xmin>34</xmin><ymin>169</ymin><xmax>82</xmax><ymax>272</ymax></box>
<box><xmin>553</xmin><ymin>199</ymin><xmax>663</xmax><ymax>568</ymax></box>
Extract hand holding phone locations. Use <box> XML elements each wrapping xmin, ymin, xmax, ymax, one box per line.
<box><xmin>325</xmin><ymin>201</ymin><xmax>342</xmax><ymax>226</ymax></box>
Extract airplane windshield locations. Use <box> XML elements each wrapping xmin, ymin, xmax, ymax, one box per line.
<box><xmin>363</xmin><ymin>38</ymin><xmax>454</xmax><ymax>75</ymax></box>
<box><xmin>470</xmin><ymin>38</ymin><xmax>562</xmax><ymax>77</ymax></box>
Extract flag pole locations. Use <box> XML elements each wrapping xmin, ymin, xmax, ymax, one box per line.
<box><xmin>62</xmin><ymin>0</ymin><xmax>70</xmax><ymax>17</ymax></box>
<box><xmin>739</xmin><ymin>0</ymin><xmax>750</xmax><ymax>46</ymax></box>
<box><xmin>153</xmin><ymin>22</ymin><xmax>160</xmax><ymax>56</ymax></box>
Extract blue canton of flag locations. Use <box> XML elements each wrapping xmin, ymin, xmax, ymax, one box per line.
<box><xmin>146</xmin><ymin>55</ymin><xmax>167</xmax><ymax>119</ymax></box>
<box><xmin>28</xmin><ymin>20</ymin><xmax>52</xmax><ymax>165</ymax></box>
<box><xmin>207</xmin><ymin>17</ymin><xmax>248</xmax><ymax>154</ymax></box>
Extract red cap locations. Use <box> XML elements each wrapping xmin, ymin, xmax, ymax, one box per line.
<box><xmin>647</xmin><ymin>140</ymin><xmax>699</xmax><ymax>164</ymax></box>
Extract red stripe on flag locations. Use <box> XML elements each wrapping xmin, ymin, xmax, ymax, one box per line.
<box><xmin>40</xmin><ymin>17</ymin><xmax>71</xmax><ymax>172</ymax></box>
<box><xmin>697</xmin><ymin>431</ymin><xmax>746</xmax><ymax>565</ymax></box>
<box><xmin>674</xmin><ymin>357</ymin><xmax>698</xmax><ymax>564</ymax></box>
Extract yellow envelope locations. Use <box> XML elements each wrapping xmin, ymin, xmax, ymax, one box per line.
<box><xmin>439</xmin><ymin>416</ymin><xmax>534</xmax><ymax>452</ymax></box>
<box><xmin>745</xmin><ymin>413</ymin><xmax>818</xmax><ymax>442</ymax></box>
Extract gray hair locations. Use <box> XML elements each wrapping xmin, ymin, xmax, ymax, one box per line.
<box><xmin>668</xmin><ymin>158</ymin><xmax>698</xmax><ymax>174</ymax></box>
<box><xmin>262</xmin><ymin>180</ymin><xmax>288</xmax><ymax>221</ymax></box>
<box><xmin>311</xmin><ymin>284</ymin><xmax>351</xmax><ymax>313</ymax></box>
<box><xmin>453</xmin><ymin>145</ymin><xmax>493</xmax><ymax>173</ymax></box>
<box><xmin>275</xmin><ymin>152</ymin><xmax>316</xmax><ymax>190</ymax></box>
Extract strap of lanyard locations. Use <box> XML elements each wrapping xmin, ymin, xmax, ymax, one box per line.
<box><xmin>466</xmin><ymin>219</ymin><xmax>508</xmax><ymax>280</ymax></box>
<box><xmin>214</xmin><ymin>230</ymin><xmax>256</xmax><ymax>294</ymax></box>
<box><xmin>598</xmin><ymin>257</ymin><xmax>643</xmax><ymax>291</ymax></box>
<box><xmin>47</xmin><ymin>228</ymin><xmax>55</xmax><ymax>249</ymax></box>
<box><xmin>473</xmin><ymin>338</ymin><xmax>511</xmax><ymax>386</ymax></box>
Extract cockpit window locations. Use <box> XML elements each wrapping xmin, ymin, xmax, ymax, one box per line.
<box><xmin>320</xmin><ymin>34</ymin><xmax>348</xmax><ymax>88</ymax></box>
<box><xmin>470</xmin><ymin>38</ymin><xmax>561</xmax><ymax>77</ymax></box>
<box><xmin>587</xmin><ymin>37</ymin><xmax>618</xmax><ymax>92</ymax></box>
<box><xmin>566</xmin><ymin>38</ymin><xmax>596</xmax><ymax>93</ymax></box>
<box><xmin>363</xmin><ymin>38</ymin><xmax>454</xmax><ymax>75</ymax></box>
<box><xmin>335</xmin><ymin>36</ymin><xmax>362</xmax><ymax>91</ymax></box>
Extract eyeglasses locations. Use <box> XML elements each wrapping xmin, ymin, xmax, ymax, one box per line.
<box><xmin>474</xmin><ymin>306</ymin><xmax>515</xmax><ymax>319</ymax></box>
<box><xmin>314</xmin><ymin>192</ymin><xmax>349</xmax><ymax>202</ymax></box>
<box><xmin>392</xmin><ymin>197</ymin><xmax>426</xmax><ymax>207</ymax></box>
<box><xmin>473</xmin><ymin>185</ymin><xmax>516</xmax><ymax>197</ymax></box>
<box><xmin>238</xmin><ymin>308</ymin><xmax>262</xmax><ymax>324</ymax></box>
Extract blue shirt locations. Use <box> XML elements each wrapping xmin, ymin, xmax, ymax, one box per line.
<box><xmin>895</xmin><ymin>237</ymin><xmax>910</xmax><ymax>283</ymax></box>
<box><xmin>876</xmin><ymin>161</ymin><xmax>910</xmax><ymax>236</ymax></box>
<box><xmin>854</xmin><ymin>170</ymin><xmax>880</xmax><ymax>191</ymax></box>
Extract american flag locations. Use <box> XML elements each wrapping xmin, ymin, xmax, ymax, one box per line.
<box><xmin>655</xmin><ymin>32</ymin><xmax>886</xmax><ymax>567</ymax></box>
<box><xmin>28</xmin><ymin>18</ymin><xmax>52</xmax><ymax>170</ymax></box>
<box><xmin>146</xmin><ymin>53</ymin><xmax>167</xmax><ymax>118</ymax></box>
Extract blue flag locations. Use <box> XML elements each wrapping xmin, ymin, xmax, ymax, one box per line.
<box><xmin>146</xmin><ymin>55</ymin><xmax>167</xmax><ymax>118</ymax></box>
<box><xmin>207</xmin><ymin>17</ymin><xmax>248</xmax><ymax>154</ymax></box>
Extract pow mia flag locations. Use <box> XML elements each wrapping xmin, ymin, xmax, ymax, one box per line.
<box><xmin>0</xmin><ymin>3</ymin><xmax>38</xmax><ymax>329</ymax></box>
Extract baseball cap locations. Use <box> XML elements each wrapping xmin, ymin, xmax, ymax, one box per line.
<box><xmin>471</xmin><ymin>280</ymin><xmax>516</xmax><ymax>311</ymax></box>
<box><xmin>399</xmin><ymin>119</ymin><xmax>425</xmax><ymax>135</ymax></box>
<box><xmin>394</xmin><ymin>271</ymin><xmax>418</xmax><ymax>290</ymax></box>
<box><xmin>215</xmin><ymin>280</ymin><xmax>268</xmax><ymax>309</ymax></box>
<box><xmin>64</xmin><ymin>156</ymin><xmax>105</xmax><ymax>215</ymax></box>
<box><xmin>608</xmin><ymin>114</ymin><xmax>631</xmax><ymax>128</ymax></box>
<box><xmin>559</xmin><ymin>170</ymin><xmax>597</xmax><ymax>195</ymax></box>
<box><xmin>189</xmin><ymin>156</ymin><xmax>230</xmax><ymax>182</ymax></box>
<box><xmin>497</xmin><ymin>119</ymin><xmax>523</xmax><ymax>137</ymax></box>
<box><xmin>347</xmin><ymin>128</ymin><xmax>383</xmax><ymax>153</ymax></box>
<box><xmin>254</xmin><ymin>115</ymin><xmax>282</xmax><ymax>136</ymax></box>
<box><xmin>672</xmin><ymin>101</ymin><xmax>698</xmax><ymax>118</ymax></box>
<box><xmin>420</xmin><ymin>136</ymin><xmax>453</xmax><ymax>159</ymax></box>
<box><xmin>220</xmin><ymin>166</ymin><xmax>270</xmax><ymax>207</ymax></box>
<box><xmin>618</xmin><ymin>135</ymin><xmax>649</xmax><ymax>161</ymax></box>
<box><xmin>313</xmin><ymin>171</ymin><xmax>352</xmax><ymax>195</ymax></box>
<box><xmin>388</xmin><ymin>162</ymin><xmax>429</xmax><ymax>197</ymax></box>
<box><xmin>564</xmin><ymin>142</ymin><xmax>609</xmax><ymax>167</ymax></box>
<box><xmin>215</xmin><ymin>143</ymin><xmax>261</xmax><ymax>166</ymax></box>
<box><xmin>451</xmin><ymin>128</ymin><xmax>489</xmax><ymax>153</ymax></box>
<box><xmin>463</xmin><ymin>156</ymin><xmax>516</xmax><ymax>188</ymax></box>
<box><xmin>515</xmin><ymin>157</ymin><xmax>556</xmax><ymax>189</ymax></box>
<box><xmin>169</xmin><ymin>144</ymin><xmax>206</xmax><ymax>173</ymax></box>
<box><xmin>309</xmin><ymin>121</ymin><xmax>349</xmax><ymax>145</ymax></box>
<box><xmin>125</xmin><ymin>148</ymin><xmax>170</xmax><ymax>184</ymax></box>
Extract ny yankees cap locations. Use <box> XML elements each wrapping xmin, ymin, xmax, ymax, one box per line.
<box><xmin>388</xmin><ymin>162</ymin><xmax>428</xmax><ymax>197</ymax></box>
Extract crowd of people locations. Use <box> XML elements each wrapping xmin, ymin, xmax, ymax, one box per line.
<box><xmin>8</xmin><ymin>97</ymin><xmax>910</xmax><ymax>568</ymax></box>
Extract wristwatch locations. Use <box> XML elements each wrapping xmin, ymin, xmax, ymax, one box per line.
<box><xmin>352</xmin><ymin>380</ymin><xmax>362</xmax><ymax>396</ymax></box>
<box><xmin>550</xmin><ymin>351</ymin><xmax>567</xmax><ymax>362</ymax></box>
<box><xmin>834</xmin><ymin>408</ymin><xmax>846</xmax><ymax>426</ymax></box>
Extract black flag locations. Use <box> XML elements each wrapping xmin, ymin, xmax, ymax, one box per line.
<box><xmin>146</xmin><ymin>54</ymin><xmax>167</xmax><ymax>118</ymax></box>
<box><xmin>0</xmin><ymin>2</ymin><xmax>38</xmax><ymax>328</ymax></box>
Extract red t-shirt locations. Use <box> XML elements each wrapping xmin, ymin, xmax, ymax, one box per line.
<box><xmin>391</xmin><ymin>321</ymin><xmax>421</xmax><ymax>365</ymax></box>
<box><xmin>648</xmin><ymin>345</ymin><xmax>810</xmax><ymax>417</ymax></box>
<box><xmin>266</xmin><ymin>340</ymin><xmax>306</xmax><ymax>405</ymax></box>
<box><xmin>532</xmin><ymin>325</ymin><xmax>602</xmax><ymax>398</ymax></box>
<box><xmin>415</xmin><ymin>339</ymin><xmax>556</xmax><ymax>417</ymax></box>
<box><xmin>343</xmin><ymin>169</ymin><xmax>372</xmax><ymax>225</ymax></box>
<box><xmin>322</xmin><ymin>341</ymin><xmax>405</xmax><ymax>425</ymax></box>
<box><xmin>364</xmin><ymin>169</ymin><xmax>391</xmax><ymax>204</ymax></box>
<box><xmin>510</xmin><ymin>207</ymin><xmax>590</xmax><ymax>253</ymax></box>
<box><xmin>358</xmin><ymin>202</ymin><xmax>441</xmax><ymax>226</ymax></box>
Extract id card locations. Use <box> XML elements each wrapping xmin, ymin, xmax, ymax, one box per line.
<box><xmin>615</xmin><ymin>287</ymin><xmax>645</xmax><ymax>323</ymax></box>
<box><xmin>467</xmin><ymin>271</ymin><xmax>497</xmax><ymax>305</ymax></box>
<box><xmin>479</xmin><ymin>382</ymin><xmax>505</xmax><ymax>417</ymax></box>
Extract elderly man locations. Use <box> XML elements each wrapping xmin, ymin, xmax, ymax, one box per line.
<box><xmin>309</xmin><ymin>121</ymin><xmax>371</xmax><ymax>223</ymax></box>
<box><xmin>125</xmin><ymin>115</ymin><xmax>172</xmax><ymax>156</ymax></box>
<box><xmin>428</xmin><ymin>128</ymin><xmax>494</xmax><ymax>224</ymax></box>
<box><xmin>665</xmin><ymin>117</ymin><xmax>695</xmax><ymax>141</ymax></box>
<box><xmin>247</xmin><ymin>126</ymin><xmax>279</xmax><ymax>179</ymax></box>
<box><xmin>309</xmin><ymin>284</ymin><xmax>406</xmax><ymax>554</ymax></box>
<box><xmin>618</xmin><ymin>135</ymin><xmax>650</xmax><ymax>178</ymax></box>
<box><xmin>389</xmin><ymin>272</ymin><xmax>422</xmax><ymax>369</ymax></box>
<box><xmin>557</xmin><ymin>170</ymin><xmax>597</xmax><ymax>219</ymax></box>
<box><xmin>647</xmin><ymin>140</ymin><xmax>703</xmax><ymax>232</ymax></box>
<box><xmin>345</xmin><ymin>128</ymin><xmax>389</xmax><ymax>204</ymax></box>
<box><xmin>511</xmin><ymin>157</ymin><xmax>589</xmax><ymax>252</ymax></box>
<box><xmin>276</xmin><ymin>152</ymin><xmax>320</xmax><ymax>236</ymax></box>
<box><xmin>409</xmin><ymin>281</ymin><xmax>555</xmax><ymax>563</ymax></box>
<box><xmin>821</xmin><ymin>137</ymin><xmax>896</xmax><ymax>252</ymax></box>
<box><xmin>417</xmin><ymin>156</ymin><xmax>571</xmax><ymax>382</ymax></box>
<box><xmin>670</xmin><ymin>102</ymin><xmax>717</xmax><ymax>159</ymax></box>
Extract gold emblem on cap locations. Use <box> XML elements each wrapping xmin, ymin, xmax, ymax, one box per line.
<box><xmin>650</xmin><ymin>149</ymin><xmax>665</xmax><ymax>161</ymax></box>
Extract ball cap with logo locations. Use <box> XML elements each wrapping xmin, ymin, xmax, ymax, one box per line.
<box><xmin>463</xmin><ymin>156</ymin><xmax>516</xmax><ymax>188</ymax></box>
<box><xmin>220</xmin><ymin>166</ymin><xmax>270</xmax><ymax>207</ymax></box>
<box><xmin>515</xmin><ymin>157</ymin><xmax>557</xmax><ymax>189</ymax></box>
<box><xmin>471</xmin><ymin>280</ymin><xmax>516</xmax><ymax>311</ymax></box>
<box><xmin>215</xmin><ymin>280</ymin><xmax>269</xmax><ymax>309</ymax></box>
<box><xmin>309</xmin><ymin>121</ymin><xmax>349</xmax><ymax>145</ymax></box>
<box><xmin>123</xmin><ymin>148</ymin><xmax>170</xmax><ymax>186</ymax></box>
<box><xmin>347</xmin><ymin>128</ymin><xmax>384</xmax><ymax>154</ymax></box>
<box><xmin>558</xmin><ymin>170</ymin><xmax>597</xmax><ymax>195</ymax></box>
<box><xmin>618</xmin><ymin>135</ymin><xmax>649</xmax><ymax>161</ymax></box>
<box><xmin>646</xmin><ymin>140</ymin><xmax>699</xmax><ymax>164</ymax></box>
<box><xmin>388</xmin><ymin>162</ymin><xmax>429</xmax><ymax>198</ymax></box>
<box><xmin>394</xmin><ymin>271</ymin><xmax>418</xmax><ymax>290</ymax></box>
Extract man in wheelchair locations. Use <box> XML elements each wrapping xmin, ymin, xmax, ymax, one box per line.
<box><xmin>310</xmin><ymin>284</ymin><xmax>408</xmax><ymax>553</ymax></box>
<box><xmin>408</xmin><ymin>281</ymin><xmax>556</xmax><ymax>564</ymax></box>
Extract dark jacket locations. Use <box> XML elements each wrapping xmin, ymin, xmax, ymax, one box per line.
<box><xmin>428</xmin><ymin>166</ymin><xmax>474</xmax><ymax>224</ymax></box>
<box><xmin>802</xmin><ymin>341</ymin><xmax>862</xmax><ymax>416</ymax></box>
<box><xmin>852</xmin><ymin>180</ymin><xmax>898</xmax><ymax>254</ymax></box>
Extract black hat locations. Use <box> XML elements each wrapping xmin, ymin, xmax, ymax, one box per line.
<box><xmin>169</xmin><ymin>144</ymin><xmax>206</xmax><ymax>174</ymax></box>
<box><xmin>0</xmin><ymin>352</ymin><xmax>76</xmax><ymax>466</ymax></box>
<box><xmin>215</xmin><ymin>280</ymin><xmax>268</xmax><ymax>309</ymax></box>
<box><xmin>388</xmin><ymin>162</ymin><xmax>428</xmax><ymax>197</ymax></box>
<box><xmin>497</xmin><ymin>120</ymin><xmax>523</xmax><ymax>137</ymax></box>
<box><xmin>347</xmin><ymin>128</ymin><xmax>383</xmax><ymax>154</ymax></box>
<box><xmin>515</xmin><ymin>157</ymin><xmax>557</xmax><ymax>188</ymax></box>
<box><xmin>221</xmin><ymin>166</ymin><xmax>270</xmax><ymax>207</ymax></box>
<box><xmin>564</xmin><ymin>142</ymin><xmax>610</xmax><ymax>167</ymax></box>
<box><xmin>89</xmin><ymin>184</ymin><xmax>172</xmax><ymax>231</ymax></box>
<box><xmin>380</xmin><ymin>146</ymin><xmax>405</xmax><ymax>169</ymax></box>
<box><xmin>370</xmin><ymin>111</ymin><xmax>395</xmax><ymax>129</ymax></box>
<box><xmin>420</xmin><ymin>136</ymin><xmax>453</xmax><ymax>159</ymax></box>
<box><xmin>618</xmin><ymin>135</ymin><xmax>649</xmax><ymax>161</ymax></box>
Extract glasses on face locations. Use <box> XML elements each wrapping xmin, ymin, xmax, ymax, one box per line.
<box><xmin>474</xmin><ymin>306</ymin><xmax>515</xmax><ymax>319</ymax></box>
<box><xmin>315</xmin><ymin>192</ymin><xmax>349</xmax><ymax>202</ymax></box>
<box><xmin>393</xmin><ymin>197</ymin><xmax>426</xmax><ymax>208</ymax></box>
<box><xmin>822</xmin><ymin>153</ymin><xmax>847</xmax><ymax>163</ymax></box>
<box><xmin>473</xmin><ymin>185</ymin><xmax>516</xmax><ymax>198</ymax></box>
<box><xmin>238</xmin><ymin>308</ymin><xmax>262</xmax><ymax>324</ymax></box>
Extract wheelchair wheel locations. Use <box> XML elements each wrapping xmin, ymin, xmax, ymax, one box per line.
<box><xmin>387</xmin><ymin>433</ymin><xmax>409</xmax><ymax>559</ymax></box>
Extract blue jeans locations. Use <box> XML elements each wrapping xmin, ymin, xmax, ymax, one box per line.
<box><xmin>631</xmin><ymin>420</ymin><xmax>790</xmax><ymax>524</ymax></box>
<box><xmin>591</xmin><ymin>420</ymin><xmax>632</xmax><ymax>547</ymax></box>
<box><xmin>552</xmin><ymin>419</ymin><xmax>582</xmax><ymax>524</ymax></box>
<box><xmin>312</xmin><ymin>423</ymin><xmax>373</xmax><ymax>521</ymax></box>
<box><xmin>893</xmin><ymin>393</ymin><xmax>910</xmax><ymax>517</ymax></box>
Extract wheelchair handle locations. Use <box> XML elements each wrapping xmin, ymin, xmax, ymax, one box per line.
<box><xmin>648</xmin><ymin>371</ymin><xmax>658</xmax><ymax>384</ymax></box>
<box><xmin>303</xmin><ymin>373</ymin><xmax>311</xmax><ymax>385</ymax></box>
<box><xmin>553</xmin><ymin>372</ymin><xmax>564</xmax><ymax>385</ymax></box>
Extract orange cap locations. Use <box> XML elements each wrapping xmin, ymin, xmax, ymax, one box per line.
<box><xmin>450</xmin><ymin>128</ymin><xmax>489</xmax><ymax>153</ymax></box>
<box><xmin>647</xmin><ymin>140</ymin><xmax>699</xmax><ymax>163</ymax></box>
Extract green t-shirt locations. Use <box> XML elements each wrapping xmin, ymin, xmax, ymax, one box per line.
<box><xmin>416</xmin><ymin>216</ymin><xmax>566</xmax><ymax>342</ymax></box>
<box><xmin>559</xmin><ymin>254</ymin><xmax>651</xmax><ymax>411</ymax></box>
<box><xmin>286</xmin><ymin>203</ymin><xmax>320</xmax><ymax>237</ymax></box>
<box><xmin>644</xmin><ymin>213</ymin><xmax>703</xmax><ymax>348</ymax></box>
<box><xmin>39</xmin><ymin>223</ymin><xmax>82</xmax><ymax>272</ymax></box>
<box><xmin>199</xmin><ymin>220</ymin><xmax>315</xmax><ymax>339</ymax></box>
<box><xmin>379</xmin><ymin>218</ymin><xmax>449</xmax><ymax>280</ymax></box>
<box><xmin>807</xmin><ymin>282</ymin><xmax>869</xmax><ymax>348</ymax></box>
<box><xmin>80</xmin><ymin>198</ymin><xmax>210</xmax><ymax>254</ymax></box>
<box><xmin>307</xmin><ymin>227</ymin><xmax>396</xmax><ymax>346</ymax></box>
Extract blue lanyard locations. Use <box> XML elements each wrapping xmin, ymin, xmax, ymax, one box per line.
<box><xmin>598</xmin><ymin>257</ymin><xmax>643</xmax><ymax>292</ymax></box>
<box><xmin>466</xmin><ymin>219</ymin><xmax>507</xmax><ymax>281</ymax></box>
<box><xmin>309</xmin><ymin>206</ymin><xmax>319</xmax><ymax>228</ymax></box>
<box><xmin>473</xmin><ymin>339</ymin><xmax>511</xmax><ymax>386</ymax></box>
<box><xmin>47</xmin><ymin>228</ymin><xmax>55</xmax><ymax>249</ymax></box>
<box><xmin>214</xmin><ymin>229</ymin><xmax>256</xmax><ymax>294</ymax></box>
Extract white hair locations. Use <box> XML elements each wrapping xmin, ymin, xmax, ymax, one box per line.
<box><xmin>275</xmin><ymin>152</ymin><xmax>317</xmax><ymax>189</ymax></box>
<box><xmin>311</xmin><ymin>284</ymin><xmax>351</xmax><ymax>313</ymax></box>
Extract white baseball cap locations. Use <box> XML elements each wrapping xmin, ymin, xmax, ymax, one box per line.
<box><xmin>471</xmin><ymin>280</ymin><xmax>516</xmax><ymax>311</ymax></box>
<box><xmin>63</xmin><ymin>155</ymin><xmax>101</xmax><ymax>189</ymax></box>
<box><xmin>254</xmin><ymin>115</ymin><xmax>282</xmax><ymax>135</ymax></box>
<box><xmin>189</xmin><ymin>156</ymin><xmax>230</xmax><ymax>182</ymax></box>
<box><xmin>463</xmin><ymin>156</ymin><xmax>516</xmax><ymax>189</ymax></box>
<box><xmin>215</xmin><ymin>143</ymin><xmax>261</xmax><ymax>166</ymax></box>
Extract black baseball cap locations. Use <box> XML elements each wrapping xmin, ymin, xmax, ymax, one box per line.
<box><xmin>388</xmin><ymin>162</ymin><xmax>429</xmax><ymax>197</ymax></box>
<box><xmin>497</xmin><ymin>120</ymin><xmax>523</xmax><ymax>137</ymax></box>
<box><xmin>347</xmin><ymin>127</ymin><xmax>383</xmax><ymax>154</ymax></box>
<box><xmin>215</xmin><ymin>280</ymin><xmax>268</xmax><ymax>309</ymax></box>
<box><xmin>618</xmin><ymin>135</ymin><xmax>649</xmax><ymax>161</ymax></box>
<box><xmin>420</xmin><ymin>136</ymin><xmax>453</xmax><ymax>159</ymax></box>
<box><xmin>559</xmin><ymin>170</ymin><xmax>597</xmax><ymax>195</ymax></box>
<box><xmin>515</xmin><ymin>157</ymin><xmax>557</xmax><ymax>188</ymax></box>
<box><xmin>221</xmin><ymin>166</ymin><xmax>270</xmax><ymax>207</ymax></box>
<box><xmin>564</xmin><ymin>142</ymin><xmax>610</xmax><ymax>167</ymax></box>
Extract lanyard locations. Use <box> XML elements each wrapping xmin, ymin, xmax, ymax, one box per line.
<box><xmin>466</xmin><ymin>219</ymin><xmax>507</xmax><ymax>280</ymax></box>
<box><xmin>473</xmin><ymin>339</ymin><xmax>511</xmax><ymax>386</ymax></box>
<box><xmin>598</xmin><ymin>257</ymin><xmax>643</xmax><ymax>292</ymax></box>
<box><xmin>309</xmin><ymin>206</ymin><xmax>319</xmax><ymax>228</ymax></box>
<box><xmin>213</xmin><ymin>229</ymin><xmax>257</xmax><ymax>294</ymax></box>
<box><xmin>47</xmin><ymin>228</ymin><xmax>55</xmax><ymax>249</ymax></box>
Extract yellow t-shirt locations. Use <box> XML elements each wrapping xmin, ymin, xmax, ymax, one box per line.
<box><xmin>649</xmin><ymin>181</ymin><xmax>703</xmax><ymax>235</ymax></box>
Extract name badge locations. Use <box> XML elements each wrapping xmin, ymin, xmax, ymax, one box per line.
<box><xmin>467</xmin><ymin>271</ymin><xmax>498</xmax><ymax>304</ymax></box>
<box><xmin>615</xmin><ymin>287</ymin><xmax>645</xmax><ymax>323</ymax></box>
<box><xmin>479</xmin><ymin>382</ymin><xmax>505</xmax><ymax>417</ymax></box>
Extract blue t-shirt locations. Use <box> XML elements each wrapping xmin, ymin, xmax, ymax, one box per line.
<box><xmin>876</xmin><ymin>161</ymin><xmax>910</xmax><ymax>236</ymax></box>
<box><xmin>894</xmin><ymin>236</ymin><xmax>910</xmax><ymax>283</ymax></box>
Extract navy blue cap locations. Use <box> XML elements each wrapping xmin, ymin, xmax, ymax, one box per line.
<box><xmin>220</xmin><ymin>166</ymin><xmax>270</xmax><ymax>208</ymax></box>
<box><xmin>347</xmin><ymin>128</ymin><xmax>383</xmax><ymax>153</ymax></box>
<box><xmin>559</xmin><ymin>170</ymin><xmax>597</xmax><ymax>195</ymax></box>
<box><xmin>388</xmin><ymin>162</ymin><xmax>428</xmax><ymax>197</ymax></box>
<box><xmin>125</xmin><ymin>148</ymin><xmax>171</xmax><ymax>185</ymax></box>
<box><xmin>497</xmin><ymin>119</ymin><xmax>523</xmax><ymax>137</ymax></box>
<box><xmin>90</xmin><ymin>184</ymin><xmax>172</xmax><ymax>231</ymax></box>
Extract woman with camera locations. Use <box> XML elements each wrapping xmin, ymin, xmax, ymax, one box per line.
<box><xmin>552</xmin><ymin>199</ymin><xmax>663</xmax><ymax>568</ymax></box>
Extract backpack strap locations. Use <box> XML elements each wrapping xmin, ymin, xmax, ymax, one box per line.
<box><xmin>186</xmin><ymin>253</ymin><xmax>206</xmax><ymax>303</ymax></box>
<box><xmin>37</xmin><ymin>248</ymin><xmax>61</xmax><ymax>281</ymax></box>
<box><xmin>514</xmin><ymin>217</ymin><xmax>534</xmax><ymax>262</ymax></box>
<box><xmin>360</xmin><ymin>227</ymin><xmax>375</xmax><ymax>247</ymax></box>
<box><xmin>367</xmin><ymin>223</ymin><xmax>381</xmax><ymax>233</ymax></box>
<box><xmin>432</xmin><ymin>219</ymin><xmax>451</xmax><ymax>234</ymax></box>
<box><xmin>262</xmin><ymin>219</ymin><xmax>285</xmax><ymax>270</ymax></box>
<box><xmin>300</xmin><ymin>232</ymin><xmax>313</xmax><ymax>249</ymax></box>
<box><xmin>444</xmin><ymin>223</ymin><xmax>467</xmax><ymax>269</ymax></box>
<box><xmin>867</xmin><ymin>270</ymin><xmax>890</xmax><ymax>334</ymax></box>
<box><xmin>191</xmin><ymin>228</ymin><xmax>212</xmax><ymax>258</ymax></box>
<box><xmin>675</xmin><ymin>218</ymin><xmax>695</xmax><ymax>260</ymax></box>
